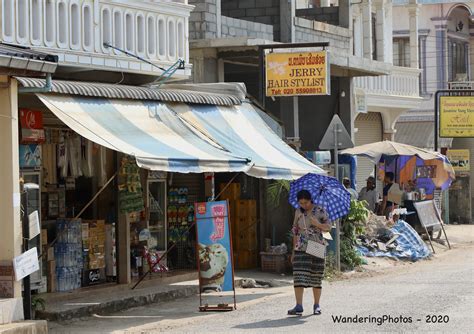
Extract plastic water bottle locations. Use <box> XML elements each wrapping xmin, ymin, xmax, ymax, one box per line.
<box><xmin>57</xmin><ymin>268</ymin><xmax>64</xmax><ymax>292</ymax></box>
<box><xmin>56</xmin><ymin>268</ymin><xmax>61</xmax><ymax>292</ymax></box>
<box><xmin>66</xmin><ymin>267</ymin><xmax>72</xmax><ymax>291</ymax></box>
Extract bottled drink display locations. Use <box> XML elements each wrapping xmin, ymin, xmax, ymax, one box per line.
<box><xmin>55</xmin><ymin>219</ymin><xmax>83</xmax><ymax>292</ymax></box>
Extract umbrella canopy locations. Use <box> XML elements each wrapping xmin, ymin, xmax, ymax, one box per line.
<box><xmin>340</xmin><ymin>141</ymin><xmax>448</xmax><ymax>163</ymax></box>
<box><xmin>289</xmin><ymin>173</ymin><xmax>351</xmax><ymax>221</ymax></box>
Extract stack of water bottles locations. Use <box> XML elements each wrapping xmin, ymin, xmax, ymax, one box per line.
<box><xmin>55</xmin><ymin>219</ymin><xmax>83</xmax><ymax>292</ymax></box>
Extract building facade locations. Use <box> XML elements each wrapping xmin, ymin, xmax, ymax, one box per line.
<box><xmin>392</xmin><ymin>0</ymin><xmax>474</xmax><ymax>223</ymax></box>
<box><xmin>0</xmin><ymin>0</ymin><xmax>194</xmax><ymax>321</ymax></box>
<box><xmin>186</xmin><ymin>0</ymin><xmax>422</xmax><ymax>245</ymax></box>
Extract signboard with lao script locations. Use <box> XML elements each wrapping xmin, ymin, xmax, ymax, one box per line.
<box><xmin>265</xmin><ymin>51</ymin><xmax>330</xmax><ymax>97</ymax></box>
<box><xmin>13</xmin><ymin>247</ymin><xmax>40</xmax><ymax>281</ymax></box>
<box><xmin>413</xmin><ymin>200</ymin><xmax>443</xmax><ymax>228</ymax></box>
<box><xmin>439</xmin><ymin>96</ymin><xmax>474</xmax><ymax>137</ymax></box>
<box><xmin>447</xmin><ymin>149</ymin><xmax>470</xmax><ymax>172</ymax></box>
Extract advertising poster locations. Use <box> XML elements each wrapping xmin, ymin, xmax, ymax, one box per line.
<box><xmin>265</xmin><ymin>51</ymin><xmax>330</xmax><ymax>97</ymax></box>
<box><xmin>19</xmin><ymin>109</ymin><xmax>45</xmax><ymax>143</ymax></box>
<box><xmin>195</xmin><ymin>201</ymin><xmax>234</xmax><ymax>292</ymax></box>
<box><xmin>19</xmin><ymin>145</ymin><xmax>42</xmax><ymax>168</ymax></box>
<box><xmin>439</xmin><ymin>96</ymin><xmax>474</xmax><ymax>137</ymax></box>
<box><xmin>447</xmin><ymin>149</ymin><xmax>470</xmax><ymax>172</ymax></box>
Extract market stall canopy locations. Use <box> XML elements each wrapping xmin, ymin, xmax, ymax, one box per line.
<box><xmin>340</xmin><ymin>141</ymin><xmax>452</xmax><ymax>165</ymax></box>
<box><xmin>341</xmin><ymin>140</ymin><xmax>455</xmax><ymax>191</ymax></box>
<box><xmin>171</xmin><ymin>102</ymin><xmax>324</xmax><ymax>179</ymax></box>
<box><xmin>30</xmin><ymin>80</ymin><xmax>322</xmax><ymax>179</ymax></box>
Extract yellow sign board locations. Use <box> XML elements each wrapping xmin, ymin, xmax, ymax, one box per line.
<box><xmin>447</xmin><ymin>149</ymin><xmax>470</xmax><ymax>172</ymax></box>
<box><xmin>439</xmin><ymin>96</ymin><xmax>474</xmax><ymax>137</ymax></box>
<box><xmin>265</xmin><ymin>51</ymin><xmax>330</xmax><ymax>97</ymax></box>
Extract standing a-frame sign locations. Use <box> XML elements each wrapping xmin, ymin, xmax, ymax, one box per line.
<box><xmin>195</xmin><ymin>200</ymin><xmax>236</xmax><ymax>311</ymax></box>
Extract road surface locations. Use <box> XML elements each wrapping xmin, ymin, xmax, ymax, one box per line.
<box><xmin>50</xmin><ymin>242</ymin><xmax>474</xmax><ymax>334</ymax></box>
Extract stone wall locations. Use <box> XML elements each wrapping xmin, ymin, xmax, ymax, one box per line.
<box><xmin>221</xmin><ymin>0</ymin><xmax>281</xmax><ymax>40</ymax></box>
<box><xmin>221</xmin><ymin>16</ymin><xmax>273</xmax><ymax>40</ymax></box>
<box><xmin>294</xmin><ymin>17</ymin><xmax>351</xmax><ymax>55</ymax></box>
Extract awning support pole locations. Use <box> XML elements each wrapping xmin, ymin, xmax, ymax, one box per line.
<box><xmin>213</xmin><ymin>173</ymin><xmax>241</xmax><ymax>201</ymax></box>
<box><xmin>334</xmin><ymin>122</ymin><xmax>341</xmax><ymax>272</ymax></box>
<box><xmin>74</xmin><ymin>172</ymin><xmax>118</xmax><ymax>219</ymax></box>
<box><xmin>131</xmin><ymin>222</ymin><xmax>196</xmax><ymax>290</ymax></box>
<box><xmin>37</xmin><ymin>172</ymin><xmax>117</xmax><ymax>260</ymax></box>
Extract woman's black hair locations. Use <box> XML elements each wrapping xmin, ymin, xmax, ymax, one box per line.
<box><xmin>385</xmin><ymin>172</ymin><xmax>395</xmax><ymax>181</ymax></box>
<box><xmin>296</xmin><ymin>189</ymin><xmax>312</xmax><ymax>201</ymax></box>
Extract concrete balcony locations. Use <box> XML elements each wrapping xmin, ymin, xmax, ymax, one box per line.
<box><xmin>354</xmin><ymin>66</ymin><xmax>423</xmax><ymax>111</ymax></box>
<box><xmin>0</xmin><ymin>0</ymin><xmax>193</xmax><ymax>79</ymax></box>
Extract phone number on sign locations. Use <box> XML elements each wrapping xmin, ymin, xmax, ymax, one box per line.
<box><xmin>270</xmin><ymin>87</ymin><xmax>324</xmax><ymax>95</ymax></box>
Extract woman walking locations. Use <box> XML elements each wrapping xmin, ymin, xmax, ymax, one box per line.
<box><xmin>288</xmin><ymin>189</ymin><xmax>332</xmax><ymax>316</ymax></box>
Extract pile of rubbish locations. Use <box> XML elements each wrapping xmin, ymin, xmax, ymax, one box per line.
<box><xmin>356</xmin><ymin>213</ymin><xmax>431</xmax><ymax>261</ymax></box>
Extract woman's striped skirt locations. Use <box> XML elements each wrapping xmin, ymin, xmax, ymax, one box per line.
<box><xmin>293</xmin><ymin>251</ymin><xmax>325</xmax><ymax>288</ymax></box>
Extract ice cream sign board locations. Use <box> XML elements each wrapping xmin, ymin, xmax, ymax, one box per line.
<box><xmin>195</xmin><ymin>201</ymin><xmax>234</xmax><ymax>292</ymax></box>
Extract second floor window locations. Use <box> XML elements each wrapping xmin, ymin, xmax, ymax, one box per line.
<box><xmin>393</xmin><ymin>38</ymin><xmax>410</xmax><ymax>67</ymax></box>
<box><xmin>372</xmin><ymin>16</ymin><xmax>377</xmax><ymax>60</ymax></box>
<box><xmin>449</xmin><ymin>40</ymin><xmax>468</xmax><ymax>81</ymax></box>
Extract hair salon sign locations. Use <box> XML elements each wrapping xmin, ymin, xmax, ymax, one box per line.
<box><xmin>265</xmin><ymin>51</ymin><xmax>330</xmax><ymax>97</ymax></box>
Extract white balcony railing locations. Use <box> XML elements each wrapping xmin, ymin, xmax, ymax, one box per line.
<box><xmin>0</xmin><ymin>0</ymin><xmax>193</xmax><ymax>77</ymax></box>
<box><xmin>354</xmin><ymin>66</ymin><xmax>421</xmax><ymax>98</ymax></box>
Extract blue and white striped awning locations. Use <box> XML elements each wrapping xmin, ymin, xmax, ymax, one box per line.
<box><xmin>171</xmin><ymin>102</ymin><xmax>325</xmax><ymax>179</ymax></box>
<box><xmin>37</xmin><ymin>94</ymin><xmax>324</xmax><ymax>179</ymax></box>
<box><xmin>37</xmin><ymin>94</ymin><xmax>250</xmax><ymax>173</ymax></box>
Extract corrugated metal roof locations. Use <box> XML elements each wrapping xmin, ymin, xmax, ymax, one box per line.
<box><xmin>395</xmin><ymin>121</ymin><xmax>453</xmax><ymax>149</ymax></box>
<box><xmin>0</xmin><ymin>43</ymin><xmax>58</xmax><ymax>62</ymax></box>
<box><xmin>16</xmin><ymin>77</ymin><xmax>243</xmax><ymax>106</ymax></box>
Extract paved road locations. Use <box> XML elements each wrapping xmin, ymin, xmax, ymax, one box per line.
<box><xmin>50</xmin><ymin>243</ymin><xmax>474</xmax><ymax>334</ymax></box>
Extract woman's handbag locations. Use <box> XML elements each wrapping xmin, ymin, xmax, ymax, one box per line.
<box><xmin>303</xmin><ymin>215</ymin><xmax>326</xmax><ymax>259</ymax></box>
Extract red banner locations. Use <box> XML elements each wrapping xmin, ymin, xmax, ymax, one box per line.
<box><xmin>19</xmin><ymin>109</ymin><xmax>45</xmax><ymax>143</ymax></box>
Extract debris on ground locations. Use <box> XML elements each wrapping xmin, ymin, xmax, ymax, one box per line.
<box><xmin>357</xmin><ymin>220</ymin><xmax>431</xmax><ymax>261</ymax></box>
<box><xmin>239</xmin><ymin>278</ymin><xmax>271</xmax><ymax>289</ymax></box>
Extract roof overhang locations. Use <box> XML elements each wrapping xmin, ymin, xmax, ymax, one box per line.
<box><xmin>16</xmin><ymin>77</ymin><xmax>244</xmax><ymax>106</ymax></box>
<box><xmin>0</xmin><ymin>43</ymin><xmax>58</xmax><ymax>74</ymax></box>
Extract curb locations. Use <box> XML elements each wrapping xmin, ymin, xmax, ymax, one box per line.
<box><xmin>37</xmin><ymin>277</ymin><xmax>292</xmax><ymax>322</ymax></box>
<box><xmin>37</xmin><ymin>286</ymin><xmax>199</xmax><ymax>322</ymax></box>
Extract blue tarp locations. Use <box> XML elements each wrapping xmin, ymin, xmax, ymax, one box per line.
<box><xmin>357</xmin><ymin>220</ymin><xmax>431</xmax><ymax>261</ymax></box>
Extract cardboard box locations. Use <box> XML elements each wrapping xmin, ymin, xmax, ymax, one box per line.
<box><xmin>47</xmin><ymin>260</ymin><xmax>56</xmax><ymax>292</ymax></box>
<box><xmin>47</xmin><ymin>247</ymin><xmax>55</xmax><ymax>261</ymax></box>
<box><xmin>234</xmin><ymin>200</ymin><xmax>257</xmax><ymax>218</ymax></box>
<box><xmin>219</xmin><ymin>183</ymin><xmax>241</xmax><ymax>200</ymax></box>
<box><xmin>235</xmin><ymin>227</ymin><xmax>258</xmax><ymax>251</ymax></box>
<box><xmin>236</xmin><ymin>250</ymin><xmax>257</xmax><ymax>269</ymax></box>
<box><xmin>82</xmin><ymin>268</ymin><xmax>106</xmax><ymax>286</ymax></box>
<box><xmin>41</xmin><ymin>229</ymin><xmax>48</xmax><ymax>245</ymax></box>
<box><xmin>233</xmin><ymin>217</ymin><xmax>257</xmax><ymax>234</ymax></box>
<box><xmin>81</xmin><ymin>223</ymin><xmax>89</xmax><ymax>241</ymax></box>
<box><xmin>88</xmin><ymin>258</ymin><xmax>105</xmax><ymax>270</ymax></box>
<box><xmin>0</xmin><ymin>263</ymin><xmax>14</xmax><ymax>298</ymax></box>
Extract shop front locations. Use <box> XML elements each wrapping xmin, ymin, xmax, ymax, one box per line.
<box><xmin>16</xmin><ymin>78</ymin><xmax>323</xmax><ymax>295</ymax></box>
